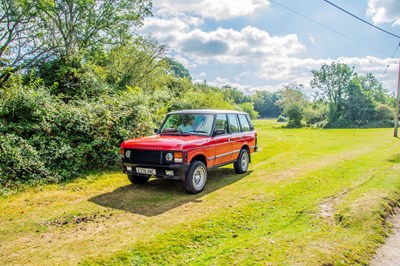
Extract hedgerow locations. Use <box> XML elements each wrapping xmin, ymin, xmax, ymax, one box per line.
<box><xmin>0</xmin><ymin>76</ymin><xmax>156</xmax><ymax>188</ymax></box>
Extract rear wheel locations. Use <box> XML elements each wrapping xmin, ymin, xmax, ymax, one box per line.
<box><xmin>234</xmin><ymin>149</ymin><xmax>249</xmax><ymax>174</ymax></box>
<box><xmin>185</xmin><ymin>161</ymin><xmax>207</xmax><ymax>194</ymax></box>
<box><xmin>128</xmin><ymin>175</ymin><xmax>150</xmax><ymax>184</ymax></box>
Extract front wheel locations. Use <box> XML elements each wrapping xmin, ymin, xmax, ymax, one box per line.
<box><xmin>234</xmin><ymin>149</ymin><xmax>249</xmax><ymax>174</ymax></box>
<box><xmin>185</xmin><ymin>161</ymin><xmax>207</xmax><ymax>194</ymax></box>
<box><xmin>128</xmin><ymin>175</ymin><xmax>150</xmax><ymax>184</ymax></box>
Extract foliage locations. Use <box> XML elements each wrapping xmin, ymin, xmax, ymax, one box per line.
<box><xmin>0</xmin><ymin>134</ymin><xmax>49</xmax><ymax>185</ymax></box>
<box><xmin>252</xmin><ymin>90</ymin><xmax>281</xmax><ymax>118</ymax></box>
<box><xmin>276</xmin><ymin>83</ymin><xmax>307</xmax><ymax>127</ymax></box>
<box><xmin>303</xmin><ymin>102</ymin><xmax>328</xmax><ymax>127</ymax></box>
<box><xmin>0</xmin><ymin>0</ymin><xmax>40</xmax><ymax>81</ymax></box>
<box><xmin>165</xmin><ymin>58</ymin><xmax>192</xmax><ymax>80</ymax></box>
<box><xmin>0</xmin><ymin>75</ymin><xmax>155</xmax><ymax>186</ymax></box>
<box><xmin>105</xmin><ymin>38</ymin><xmax>168</xmax><ymax>92</ymax></box>
<box><xmin>170</xmin><ymin>87</ymin><xmax>236</xmax><ymax>111</ymax></box>
<box><xmin>310</xmin><ymin>62</ymin><xmax>395</xmax><ymax>127</ymax></box>
<box><xmin>311</xmin><ymin>62</ymin><xmax>354</xmax><ymax>121</ymax></box>
<box><xmin>240</xmin><ymin>102</ymin><xmax>259</xmax><ymax>119</ymax></box>
<box><xmin>0</xmin><ymin>0</ymin><xmax>152</xmax><ymax>89</ymax></box>
<box><xmin>222</xmin><ymin>86</ymin><xmax>252</xmax><ymax>104</ymax></box>
<box><xmin>344</xmin><ymin>78</ymin><xmax>376</xmax><ymax>126</ymax></box>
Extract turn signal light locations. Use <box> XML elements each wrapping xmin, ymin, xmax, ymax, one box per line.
<box><xmin>174</xmin><ymin>152</ymin><xmax>183</xmax><ymax>163</ymax></box>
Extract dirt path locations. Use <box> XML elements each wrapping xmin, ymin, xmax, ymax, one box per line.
<box><xmin>370</xmin><ymin>209</ymin><xmax>400</xmax><ymax>266</ymax></box>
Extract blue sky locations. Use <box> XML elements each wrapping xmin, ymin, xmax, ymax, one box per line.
<box><xmin>140</xmin><ymin>0</ymin><xmax>400</xmax><ymax>95</ymax></box>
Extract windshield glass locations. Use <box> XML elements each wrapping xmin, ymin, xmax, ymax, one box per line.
<box><xmin>160</xmin><ymin>114</ymin><xmax>214</xmax><ymax>135</ymax></box>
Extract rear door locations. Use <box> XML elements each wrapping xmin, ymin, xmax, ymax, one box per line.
<box><xmin>227</xmin><ymin>114</ymin><xmax>244</xmax><ymax>161</ymax></box>
<box><xmin>238</xmin><ymin>114</ymin><xmax>257</xmax><ymax>152</ymax></box>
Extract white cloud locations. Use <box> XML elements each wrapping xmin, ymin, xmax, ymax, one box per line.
<box><xmin>153</xmin><ymin>0</ymin><xmax>269</xmax><ymax>20</ymax></box>
<box><xmin>140</xmin><ymin>2</ymin><xmax>398</xmax><ymax>95</ymax></box>
<box><xmin>367</xmin><ymin>0</ymin><xmax>400</xmax><ymax>26</ymax></box>
<box><xmin>142</xmin><ymin>19</ymin><xmax>306</xmax><ymax>65</ymax></box>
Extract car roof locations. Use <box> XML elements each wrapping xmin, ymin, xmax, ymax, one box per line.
<box><xmin>168</xmin><ymin>109</ymin><xmax>248</xmax><ymax>115</ymax></box>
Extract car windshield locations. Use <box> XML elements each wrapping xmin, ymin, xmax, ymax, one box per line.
<box><xmin>160</xmin><ymin>114</ymin><xmax>214</xmax><ymax>136</ymax></box>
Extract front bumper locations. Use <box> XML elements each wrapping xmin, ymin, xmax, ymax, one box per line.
<box><xmin>121</xmin><ymin>162</ymin><xmax>190</xmax><ymax>180</ymax></box>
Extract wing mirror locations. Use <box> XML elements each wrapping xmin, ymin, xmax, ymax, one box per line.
<box><xmin>213</xmin><ymin>129</ymin><xmax>225</xmax><ymax>136</ymax></box>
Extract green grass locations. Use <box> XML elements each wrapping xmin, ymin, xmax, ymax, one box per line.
<box><xmin>1</xmin><ymin>119</ymin><xmax>399</xmax><ymax>265</ymax></box>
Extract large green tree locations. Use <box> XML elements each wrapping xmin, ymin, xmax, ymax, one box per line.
<box><xmin>252</xmin><ymin>90</ymin><xmax>280</xmax><ymax>118</ymax></box>
<box><xmin>105</xmin><ymin>38</ymin><xmax>167</xmax><ymax>91</ymax></box>
<box><xmin>1</xmin><ymin>0</ymin><xmax>152</xmax><ymax>87</ymax></box>
<box><xmin>344</xmin><ymin>78</ymin><xmax>376</xmax><ymax>125</ymax></box>
<box><xmin>311</xmin><ymin>62</ymin><xmax>354</xmax><ymax>121</ymax></box>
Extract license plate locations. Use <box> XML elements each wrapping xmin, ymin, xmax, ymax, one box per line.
<box><xmin>136</xmin><ymin>167</ymin><xmax>156</xmax><ymax>175</ymax></box>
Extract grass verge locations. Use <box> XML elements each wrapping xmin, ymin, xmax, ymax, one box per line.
<box><xmin>1</xmin><ymin>120</ymin><xmax>399</xmax><ymax>265</ymax></box>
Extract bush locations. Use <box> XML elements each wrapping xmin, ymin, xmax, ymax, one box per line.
<box><xmin>0</xmin><ymin>134</ymin><xmax>49</xmax><ymax>185</ymax></box>
<box><xmin>277</xmin><ymin>115</ymin><xmax>286</xmax><ymax>122</ymax></box>
<box><xmin>0</xmin><ymin>76</ymin><xmax>156</xmax><ymax>187</ymax></box>
<box><xmin>375</xmin><ymin>104</ymin><xmax>394</xmax><ymax>121</ymax></box>
<box><xmin>284</xmin><ymin>104</ymin><xmax>303</xmax><ymax>127</ymax></box>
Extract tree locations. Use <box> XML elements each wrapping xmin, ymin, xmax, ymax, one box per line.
<box><xmin>221</xmin><ymin>86</ymin><xmax>251</xmax><ymax>104</ymax></box>
<box><xmin>0</xmin><ymin>0</ymin><xmax>43</xmax><ymax>82</ymax></box>
<box><xmin>344</xmin><ymin>78</ymin><xmax>376</xmax><ymax>125</ymax></box>
<box><xmin>276</xmin><ymin>83</ymin><xmax>308</xmax><ymax>127</ymax></box>
<box><xmin>165</xmin><ymin>58</ymin><xmax>191</xmax><ymax>80</ymax></box>
<box><xmin>105</xmin><ymin>38</ymin><xmax>168</xmax><ymax>91</ymax></box>
<box><xmin>1</xmin><ymin>0</ymin><xmax>152</xmax><ymax>87</ymax></box>
<box><xmin>311</xmin><ymin>62</ymin><xmax>354</xmax><ymax>121</ymax></box>
<box><xmin>252</xmin><ymin>91</ymin><xmax>280</xmax><ymax>118</ymax></box>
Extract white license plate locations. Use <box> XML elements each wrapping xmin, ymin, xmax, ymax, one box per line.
<box><xmin>136</xmin><ymin>167</ymin><xmax>156</xmax><ymax>175</ymax></box>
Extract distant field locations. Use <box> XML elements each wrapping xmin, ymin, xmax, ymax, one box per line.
<box><xmin>1</xmin><ymin>120</ymin><xmax>399</xmax><ymax>265</ymax></box>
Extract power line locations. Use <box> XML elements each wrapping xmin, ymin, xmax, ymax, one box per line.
<box><xmin>323</xmin><ymin>0</ymin><xmax>400</xmax><ymax>39</ymax></box>
<box><xmin>383</xmin><ymin>42</ymin><xmax>400</xmax><ymax>77</ymax></box>
<box><xmin>269</xmin><ymin>0</ymin><xmax>390</xmax><ymax>57</ymax></box>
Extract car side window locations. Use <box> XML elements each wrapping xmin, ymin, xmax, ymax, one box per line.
<box><xmin>228</xmin><ymin>114</ymin><xmax>240</xmax><ymax>133</ymax></box>
<box><xmin>238</xmin><ymin>114</ymin><xmax>251</xmax><ymax>132</ymax></box>
<box><xmin>215</xmin><ymin>114</ymin><xmax>228</xmax><ymax>134</ymax></box>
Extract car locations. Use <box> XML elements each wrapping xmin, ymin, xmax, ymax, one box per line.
<box><xmin>119</xmin><ymin>109</ymin><xmax>257</xmax><ymax>194</ymax></box>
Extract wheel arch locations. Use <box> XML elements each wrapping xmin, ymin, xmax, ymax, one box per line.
<box><xmin>240</xmin><ymin>145</ymin><xmax>251</xmax><ymax>163</ymax></box>
<box><xmin>190</xmin><ymin>154</ymin><xmax>207</xmax><ymax>167</ymax></box>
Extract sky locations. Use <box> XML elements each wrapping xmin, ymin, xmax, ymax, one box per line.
<box><xmin>139</xmin><ymin>0</ymin><xmax>400</xmax><ymax>95</ymax></box>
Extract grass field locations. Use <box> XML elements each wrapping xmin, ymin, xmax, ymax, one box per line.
<box><xmin>1</xmin><ymin>120</ymin><xmax>400</xmax><ymax>265</ymax></box>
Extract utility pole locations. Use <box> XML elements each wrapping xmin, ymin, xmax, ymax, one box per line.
<box><xmin>394</xmin><ymin>59</ymin><xmax>400</xmax><ymax>137</ymax></box>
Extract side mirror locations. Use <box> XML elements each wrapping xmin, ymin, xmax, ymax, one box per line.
<box><xmin>213</xmin><ymin>129</ymin><xmax>225</xmax><ymax>136</ymax></box>
<box><xmin>154</xmin><ymin>128</ymin><xmax>159</xmax><ymax>134</ymax></box>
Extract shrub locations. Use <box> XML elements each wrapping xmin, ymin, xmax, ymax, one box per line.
<box><xmin>284</xmin><ymin>104</ymin><xmax>303</xmax><ymax>128</ymax></box>
<box><xmin>0</xmin><ymin>134</ymin><xmax>49</xmax><ymax>185</ymax></box>
<box><xmin>375</xmin><ymin>104</ymin><xmax>394</xmax><ymax>121</ymax></box>
<box><xmin>277</xmin><ymin>115</ymin><xmax>286</xmax><ymax>122</ymax></box>
<box><xmin>0</xmin><ymin>75</ymin><xmax>156</xmax><ymax>187</ymax></box>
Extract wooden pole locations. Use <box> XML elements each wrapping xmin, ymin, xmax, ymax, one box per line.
<box><xmin>394</xmin><ymin>59</ymin><xmax>400</xmax><ymax>137</ymax></box>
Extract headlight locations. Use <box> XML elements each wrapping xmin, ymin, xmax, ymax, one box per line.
<box><xmin>125</xmin><ymin>150</ymin><xmax>131</xmax><ymax>158</ymax></box>
<box><xmin>165</xmin><ymin>152</ymin><xmax>173</xmax><ymax>161</ymax></box>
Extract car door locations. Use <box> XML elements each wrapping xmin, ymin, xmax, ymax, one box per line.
<box><xmin>227</xmin><ymin>114</ymin><xmax>244</xmax><ymax>161</ymax></box>
<box><xmin>238</xmin><ymin>114</ymin><xmax>256</xmax><ymax>151</ymax></box>
<box><xmin>212</xmin><ymin>114</ymin><xmax>232</xmax><ymax>166</ymax></box>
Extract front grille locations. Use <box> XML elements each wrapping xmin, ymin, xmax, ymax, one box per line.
<box><xmin>126</xmin><ymin>149</ymin><xmax>162</xmax><ymax>164</ymax></box>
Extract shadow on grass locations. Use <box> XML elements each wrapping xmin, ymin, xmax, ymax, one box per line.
<box><xmin>89</xmin><ymin>168</ymin><xmax>251</xmax><ymax>217</ymax></box>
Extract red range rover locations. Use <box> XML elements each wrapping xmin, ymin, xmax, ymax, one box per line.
<box><xmin>119</xmin><ymin>109</ymin><xmax>257</xmax><ymax>194</ymax></box>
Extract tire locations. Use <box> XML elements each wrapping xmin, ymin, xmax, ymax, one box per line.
<box><xmin>185</xmin><ymin>161</ymin><xmax>207</xmax><ymax>194</ymax></box>
<box><xmin>128</xmin><ymin>174</ymin><xmax>150</xmax><ymax>184</ymax></box>
<box><xmin>234</xmin><ymin>149</ymin><xmax>249</xmax><ymax>174</ymax></box>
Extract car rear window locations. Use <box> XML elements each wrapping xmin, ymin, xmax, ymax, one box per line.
<box><xmin>238</xmin><ymin>114</ymin><xmax>251</xmax><ymax>132</ymax></box>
